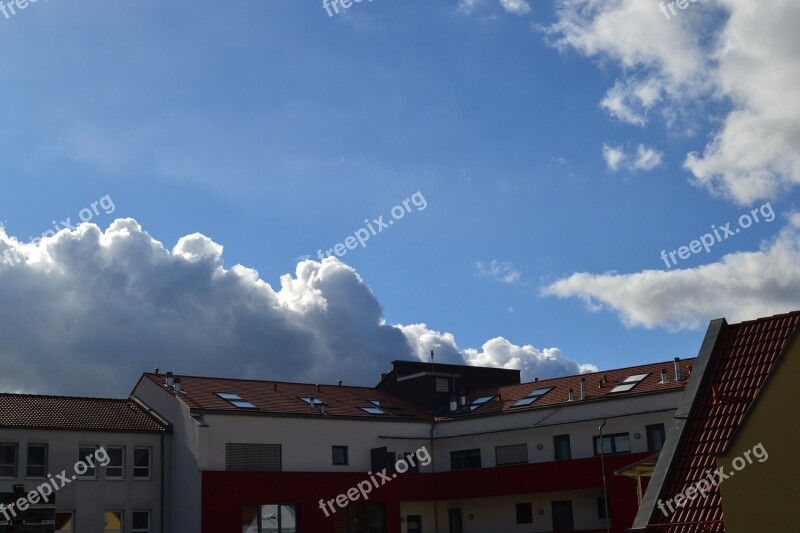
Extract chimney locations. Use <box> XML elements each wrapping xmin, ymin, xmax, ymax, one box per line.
<box><xmin>598</xmin><ymin>379</ymin><xmax>603</xmax><ymax>389</ymax></box>
<box><xmin>459</xmin><ymin>391</ymin><xmax>466</xmax><ymax>407</ymax></box>
<box><xmin>661</xmin><ymin>369</ymin><xmax>668</xmax><ymax>383</ymax></box>
<box><xmin>534</xmin><ymin>377</ymin><xmax>539</xmax><ymax>382</ymax></box>
<box><xmin>568</xmin><ymin>389</ymin><xmax>574</xmax><ymax>401</ymax></box>
<box><xmin>674</xmin><ymin>358</ymin><xmax>683</xmax><ymax>381</ymax></box>
<box><xmin>338</xmin><ymin>380</ymin><xmax>343</xmax><ymax>387</ymax></box>
<box><xmin>166</xmin><ymin>372</ymin><xmax>174</xmax><ymax>387</ymax></box>
<box><xmin>449</xmin><ymin>395</ymin><xmax>458</xmax><ymax>412</ymax></box>
<box><xmin>316</xmin><ymin>384</ymin><xmax>320</xmax><ymax>392</ymax></box>
<box><xmin>273</xmin><ymin>383</ymin><xmax>278</xmax><ymax>392</ymax></box>
<box><xmin>320</xmin><ymin>405</ymin><xmax>326</xmax><ymax>415</ymax></box>
<box><xmin>580</xmin><ymin>378</ymin><xmax>586</xmax><ymax>400</ymax></box>
<box><xmin>688</xmin><ymin>364</ymin><xmax>693</xmax><ymax>376</ymax></box>
<box><xmin>173</xmin><ymin>377</ymin><xmax>182</xmax><ymax>392</ymax></box>
<box><xmin>603</xmin><ymin>374</ymin><xmax>608</xmax><ymax>383</ymax></box>
<box><xmin>154</xmin><ymin>368</ymin><xmax>159</xmax><ymax>375</ymax></box>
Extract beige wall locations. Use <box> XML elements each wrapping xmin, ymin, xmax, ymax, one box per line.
<box><xmin>717</xmin><ymin>333</ymin><xmax>800</xmax><ymax>533</ymax></box>
<box><xmin>0</xmin><ymin>428</ymin><xmax>164</xmax><ymax>533</ymax></box>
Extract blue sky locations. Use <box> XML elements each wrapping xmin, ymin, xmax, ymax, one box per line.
<box><xmin>1</xmin><ymin>0</ymin><xmax>798</xmax><ymax>395</ymax></box>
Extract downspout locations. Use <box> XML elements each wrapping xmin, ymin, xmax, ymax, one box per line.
<box><xmin>431</xmin><ymin>419</ymin><xmax>438</xmax><ymax>533</ymax></box>
<box><xmin>161</xmin><ymin>432</ymin><xmax>166</xmax><ymax>533</ymax></box>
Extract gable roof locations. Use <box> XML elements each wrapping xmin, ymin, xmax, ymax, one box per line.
<box><xmin>139</xmin><ymin>373</ymin><xmax>432</xmax><ymax>420</ymax></box>
<box><xmin>630</xmin><ymin>309</ymin><xmax>800</xmax><ymax>532</ymax></box>
<box><xmin>452</xmin><ymin>358</ymin><xmax>695</xmax><ymax>417</ymax></box>
<box><xmin>0</xmin><ymin>393</ymin><xmax>169</xmax><ymax>433</ymax></box>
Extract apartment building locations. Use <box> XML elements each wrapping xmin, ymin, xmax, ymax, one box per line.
<box><xmin>0</xmin><ymin>394</ymin><xmax>171</xmax><ymax>533</ymax></box>
<box><xmin>131</xmin><ymin>358</ymin><xmax>695</xmax><ymax>533</ymax></box>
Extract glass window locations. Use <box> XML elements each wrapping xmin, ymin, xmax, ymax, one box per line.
<box><xmin>450</xmin><ymin>449</ymin><xmax>481</xmax><ymax>470</ymax></box>
<box><xmin>495</xmin><ymin>444</ymin><xmax>527</xmax><ymax>466</ymax></box>
<box><xmin>242</xmin><ymin>506</ymin><xmax>258</xmax><ymax>533</ymax></box>
<box><xmin>332</xmin><ymin>446</ymin><xmax>348</xmax><ymax>465</ymax></box>
<box><xmin>512</xmin><ymin>387</ymin><xmax>553</xmax><ymax>407</ymax></box>
<box><xmin>104</xmin><ymin>510</ymin><xmax>123</xmax><ymax>533</ymax></box>
<box><xmin>554</xmin><ymin>435</ymin><xmax>571</xmax><ymax>461</ymax></box>
<box><xmin>0</xmin><ymin>443</ymin><xmax>17</xmax><ymax>477</ymax></box>
<box><xmin>106</xmin><ymin>446</ymin><xmax>125</xmax><ymax>479</ymax></box>
<box><xmin>647</xmin><ymin>423</ymin><xmax>667</xmax><ymax>452</ymax></box>
<box><xmin>132</xmin><ymin>510</ymin><xmax>150</xmax><ymax>533</ymax></box>
<box><xmin>407</xmin><ymin>515</ymin><xmax>422</xmax><ymax>533</ymax></box>
<box><xmin>55</xmin><ymin>511</ymin><xmax>74</xmax><ymax>531</ymax></box>
<box><xmin>610</xmin><ymin>373</ymin><xmax>650</xmax><ymax>393</ymax></box>
<box><xmin>593</xmin><ymin>433</ymin><xmax>631</xmax><ymax>455</ymax></box>
<box><xmin>360</xmin><ymin>406</ymin><xmax>385</xmax><ymax>415</ymax></box>
<box><xmin>133</xmin><ymin>447</ymin><xmax>152</xmax><ymax>479</ymax></box>
<box><xmin>78</xmin><ymin>446</ymin><xmax>98</xmax><ymax>479</ymax></box>
<box><xmin>26</xmin><ymin>443</ymin><xmax>47</xmax><ymax>477</ymax></box>
<box><xmin>242</xmin><ymin>505</ymin><xmax>297</xmax><ymax>533</ymax></box>
<box><xmin>515</xmin><ymin>503</ymin><xmax>533</xmax><ymax>524</ymax></box>
<box><xmin>215</xmin><ymin>392</ymin><xmax>258</xmax><ymax>409</ymax></box>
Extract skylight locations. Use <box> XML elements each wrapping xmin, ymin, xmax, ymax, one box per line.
<box><xmin>360</xmin><ymin>406</ymin><xmax>386</xmax><ymax>415</ymax></box>
<box><xmin>367</xmin><ymin>400</ymin><xmax>410</xmax><ymax>416</ymax></box>
<box><xmin>460</xmin><ymin>395</ymin><xmax>495</xmax><ymax>412</ymax></box>
<box><xmin>610</xmin><ymin>373</ymin><xmax>650</xmax><ymax>393</ymax></box>
<box><xmin>299</xmin><ymin>396</ymin><xmax>326</xmax><ymax>407</ymax></box>
<box><xmin>512</xmin><ymin>386</ymin><xmax>553</xmax><ymax>407</ymax></box>
<box><xmin>214</xmin><ymin>392</ymin><xmax>258</xmax><ymax>409</ymax></box>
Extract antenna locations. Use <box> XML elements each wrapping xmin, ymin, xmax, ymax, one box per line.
<box><xmin>431</xmin><ymin>349</ymin><xmax>434</xmax><ymax>362</ymax></box>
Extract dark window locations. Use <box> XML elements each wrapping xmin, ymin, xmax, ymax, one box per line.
<box><xmin>407</xmin><ymin>515</ymin><xmax>422</xmax><ymax>533</ymax></box>
<box><xmin>332</xmin><ymin>446</ymin><xmax>348</xmax><ymax>465</ymax></box>
<box><xmin>647</xmin><ymin>424</ymin><xmax>667</xmax><ymax>452</ymax></box>
<box><xmin>55</xmin><ymin>511</ymin><xmax>74</xmax><ymax>531</ymax></box>
<box><xmin>78</xmin><ymin>446</ymin><xmax>98</xmax><ymax>478</ymax></box>
<box><xmin>26</xmin><ymin>444</ymin><xmax>47</xmax><ymax>478</ymax></box>
<box><xmin>404</xmin><ymin>452</ymin><xmax>420</xmax><ymax>472</ymax></box>
<box><xmin>593</xmin><ymin>433</ymin><xmax>631</xmax><ymax>455</ymax></box>
<box><xmin>226</xmin><ymin>443</ymin><xmax>281</xmax><ymax>472</ymax></box>
<box><xmin>515</xmin><ymin>503</ymin><xmax>533</xmax><ymax>524</ymax></box>
<box><xmin>553</xmin><ymin>434</ymin><xmax>571</xmax><ymax>461</ymax></box>
<box><xmin>551</xmin><ymin>500</ymin><xmax>574</xmax><ymax>532</ymax></box>
<box><xmin>0</xmin><ymin>443</ymin><xmax>16</xmax><ymax>478</ymax></box>
<box><xmin>106</xmin><ymin>446</ymin><xmax>124</xmax><ymax>479</ymax></box>
<box><xmin>448</xmin><ymin>508</ymin><xmax>463</xmax><ymax>533</ymax></box>
<box><xmin>450</xmin><ymin>449</ymin><xmax>481</xmax><ymax>470</ymax></box>
<box><xmin>132</xmin><ymin>510</ymin><xmax>150</xmax><ymax>533</ymax></box>
<box><xmin>597</xmin><ymin>497</ymin><xmax>607</xmax><ymax>519</ymax></box>
<box><xmin>333</xmin><ymin>502</ymin><xmax>384</xmax><ymax>533</ymax></box>
<box><xmin>370</xmin><ymin>446</ymin><xmax>394</xmax><ymax>473</ymax></box>
<box><xmin>495</xmin><ymin>444</ymin><xmax>527</xmax><ymax>466</ymax></box>
<box><xmin>134</xmin><ymin>447</ymin><xmax>152</xmax><ymax>478</ymax></box>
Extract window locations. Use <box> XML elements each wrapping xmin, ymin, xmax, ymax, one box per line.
<box><xmin>597</xmin><ymin>497</ymin><xmax>607</xmax><ymax>519</ymax></box>
<box><xmin>133</xmin><ymin>447</ymin><xmax>152</xmax><ymax>479</ymax></box>
<box><xmin>132</xmin><ymin>510</ymin><xmax>150</xmax><ymax>533</ymax></box>
<box><xmin>369</xmin><ymin>400</ymin><xmax>410</xmax><ymax>417</ymax></box>
<box><xmin>552</xmin><ymin>500</ymin><xmax>574</xmax><ymax>532</ymax></box>
<box><xmin>647</xmin><ymin>423</ymin><xmax>667</xmax><ymax>452</ymax></box>
<box><xmin>495</xmin><ymin>444</ymin><xmax>527</xmax><ymax>466</ymax></box>
<box><xmin>55</xmin><ymin>511</ymin><xmax>74</xmax><ymax>531</ymax></box>
<box><xmin>106</xmin><ymin>446</ymin><xmax>125</xmax><ymax>479</ymax></box>
<box><xmin>554</xmin><ymin>434</ymin><xmax>571</xmax><ymax>461</ymax></box>
<box><xmin>360</xmin><ymin>406</ymin><xmax>386</xmax><ymax>415</ymax></box>
<box><xmin>512</xmin><ymin>387</ymin><xmax>553</xmax><ymax>407</ymax></box>
<box><xmin>407</xmin><ymin>515</ymin><xmax>422</xmax><ymax>533</ymax></box>
<box><xmin>610</xmin><ymin>373</ymin><xmax>650</xmax><ymax>393</ymax></box>
<box><xmin>332</xmin><ymin>445</ymin><xmax>348</xmax><ymax>465</ymax></box>
<box><xmin>403</xmin><ymin>452</ymin><xmax>420</xmax><ymax>472</ymax></box>
<box><xmin>298</xmin><ymin>396</ymin><xmax>326</xmax><ymax>407</ymax></box>
<box><xmin>460</xmin><ymin>395</ymin><xmax>495</xmax><ymax>412</ymax></box>
<box><xmin>450</xmin><ymin>449</ymin><xmax>481</xmax><ymax>470</ymax></box>
<box><xmin>216</xmin><ymin>392</ymin><xmax>258</xmax><ymax>409</ymax></box>
<box><xmin>515</xmin><ymin>503</ymin><xmax>533</xmax><ymax>524</ymax></box>
<box><xmin>104</xmin><ymin>510</ymin><xmax>123</xmax><ymax>533</ymax></box>
<box><xmin>26</xmin><ymin>443</ymin><xmax>47</xmax><ymax>477</ymax></box>
<box><xmin>226</xmin><ymin>443</ymin><xmax>281</xmax><ymax>472</ymax></box>
<box><xmin>593</xmin><ymin>433</ymin><xmax>631</xmax><ymax>455</ymax></box>
<box><xmin>0</xmin><ymin>443</ymin><xmax>17</xmax><ymax>477</ymax></box>
<box><xmin>435</xmin><ymin>378</ymin><xmax>449</xmax><ymax>392</ymax></box>
<box><xmin>78</xmin><ymin>446</ymin><xmax>98</xmax><ymax>479</ymax></box>
<box><xmin>333</xmin><ymin>502</ymin><xmax>383</xmax><ymax>533</ymax></box>
<box><xmin>241</xmin><ymin>504</ymin><xmax>298</xmax><ymax>533</ymax></box>
<box><xmin>448</xmin><ymin>508</ymin><xmax>463</xmax><ymax>533</ymax></box>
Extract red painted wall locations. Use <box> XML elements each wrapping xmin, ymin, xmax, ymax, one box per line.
<box><xmin>202</xmin><ymin>453</ymin><xmax>648</xmax><ymax>533</ymax></box>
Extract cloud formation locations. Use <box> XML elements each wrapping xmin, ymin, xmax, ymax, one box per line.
<box><xmin>0</xmin><ymin>220</ymin><xmax>594</xmax><ymax>396</ymax></box>
<box><xmin>603</xmin><ymin>143</ymin><xmax>663</xmax><ymax>172</ymax></box>
<box><xmin>475</xmin><ymin>259</ymin><xmax>522</xmax><ymax>284</ymax></box>
<box><xmin>543</xmin><ymin>215</ymin><xmax>800</xmax><ymax>331</ymax></box>
<box><xmin>544</xmin><ymin>0</ymin><xmax>800</xmax><ymax>204</ymax></box>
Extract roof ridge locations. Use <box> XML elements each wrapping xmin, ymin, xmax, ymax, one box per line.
<box><xmin>143</xmin><ymin>372</ymin><xmax>377</xmax><ymax>390</ymax></box>
<box><xmin>0</xmin><ymin>392</ymin><xmax>134</xmax><ymax>402</ymax></box>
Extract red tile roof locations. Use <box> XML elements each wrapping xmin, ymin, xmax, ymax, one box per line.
<box><xmin>140</xmin><ymin>373</ymin><xmax>432</xmax><ymax>420</ymax></box>
<box><xmin>635</xmin><ymin>310</ymin><xmax>800</xmax><ymax>532</ymax></box>
<box><xmin>0</xmin><ymin>394</ymin><xmax>169</xmax><ymax>433</ymax></box>
<box><xmin>456</xmin><ymin>358</ymin><xmax>696</xmax><ymax>417</ymax></box>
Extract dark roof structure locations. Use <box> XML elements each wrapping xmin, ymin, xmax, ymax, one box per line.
<box><xmin>629</xmin><ymin>310</ymin><xmax>800</xmax><ymax>532</ymax></box>
<box><xmin>0</xmin><ymin>393</ymin><xmax>169</xmax><ymax>433</ymax></box>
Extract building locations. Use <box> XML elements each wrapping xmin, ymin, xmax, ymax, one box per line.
<box><xmin>629</xmin><ymin>310</ymin><xmax>800</xmax><ymax>533</ymax></box>
<box><xmin>0</xmin><ymin>394</ymin><xmax>171</xmax><ymax>533</ymax></box>
<box><xmin>131</xmin><ymin>358</ymin><xmax>695</xmax><ymax>533</ymax></box>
